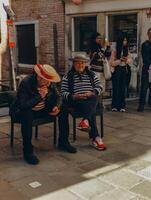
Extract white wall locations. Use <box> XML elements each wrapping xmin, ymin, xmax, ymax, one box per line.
<box><xmin>66</xmin><ymin>0</ymin><xmax>151</xmax><ymax>14</ymax></box>
<box><xmin>140</xmin><ymin>10</ymin><xmax>151</xmax><ymax>43</ymax></box>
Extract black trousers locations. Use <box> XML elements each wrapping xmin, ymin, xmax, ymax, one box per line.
<box><xmin>139</xmin><ymin>69</ymin><xmax>151</xmax><ymax>108</ymax></box>
<box><xmin>20</xmin><ymin>109</ymin><xmax>51</xmax><ymax>155</ymax></box>
<box><xmin>126</xmin><ymin>65</ymin><xmax>131</xmax><ymax>98</ymax></box>
<box><xmin>20</xmin><ymin>98</ymin><xmax>56</xmax><ymax>156</ymax></box>
<box><xmin>58</xmin><ymin>95</ymin><xmax>100</xmax><ymax>145</ymax></box>
<box><xmin>112</xmin><ymin>66</ymin><xmax>127</xmax><ymax>109</ymax></box>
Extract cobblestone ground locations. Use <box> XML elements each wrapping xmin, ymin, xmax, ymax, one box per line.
<box><xmin>0</xmin><ymin>101</ymin><xmax>151</xmax><ymax>200</ymax></box>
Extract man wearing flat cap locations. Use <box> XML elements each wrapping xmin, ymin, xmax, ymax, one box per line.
<box><xmin>59</xmin><ymin>54</ymin><xmax>106</xmax><ymax>152</ymax></box>
<box><xmin>10</xmin><ymin>64</ymin><xmax>75</xmax><ymax>164</ymax></box>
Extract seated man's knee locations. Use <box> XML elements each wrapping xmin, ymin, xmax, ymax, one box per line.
<box><xmin>21</xmin><ymin>110</ymin><xmax>34</xmax><ymax>122</ymax></box>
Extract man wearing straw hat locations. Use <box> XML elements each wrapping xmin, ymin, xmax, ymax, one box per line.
<box><xmin>59</xmin><ymin>54</ymin><xmax>106</xmax><ymax>151</ymax></box>
<box><xmin>10</xmin><ymin>64</ymin><xmax>64</xmax><ymax>165</ymax></box>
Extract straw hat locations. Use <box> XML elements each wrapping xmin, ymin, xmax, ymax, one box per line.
<box><xmin>34</xmin><ymin>64</ymin><xmax>60</xmax><ymax>83</ymax></box>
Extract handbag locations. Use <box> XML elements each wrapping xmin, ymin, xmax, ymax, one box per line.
<box><xmin>148</xmin><ymin>65</ymin><xmax>151</xmax><ymax>83</ymax></box>
<box><xmin>103</xmin><ymin>58</ymin><xmax>112</xmax><ymax>80</ymax></box>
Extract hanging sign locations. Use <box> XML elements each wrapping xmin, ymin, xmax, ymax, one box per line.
<box><xmin>7</xmin><ymin>19</ymin><xmax>16</xmax><ymax>48</ymax></box>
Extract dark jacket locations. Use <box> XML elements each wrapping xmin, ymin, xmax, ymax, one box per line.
<box><xmin>10</xmin><ymin>74</ymin><xmax>62</xmax><ymax>117</ymax></box>
<box><xmin>89</xmin><ymin>44</ymin><xmax>111</xmax><ymax>66</ymax></box>
<box><xmin>141</xmin><ymin>40</ymin><xmax>151</xmax><ymax>71</ymax></box>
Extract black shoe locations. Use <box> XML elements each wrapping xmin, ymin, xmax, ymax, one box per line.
<box><xmin>137</xmin><ymin>107</ymin><xmax>144</xmax><ymax>112</ymax></box>
<box><xmin>58</xmin><ymin>143</ymin><xmax>77</xmax><ymax>153</ymax></box>
<box><xmin>24</xmin><ymin>154</ymin><xmax>39</xmax><ymax>165</ymax></box>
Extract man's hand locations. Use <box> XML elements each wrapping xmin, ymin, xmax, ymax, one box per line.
<box><xmin>72</xmin><ymin>94</ymin><xmax>84</xmax><ymax>100</ymax></box>
<box><xmin>84</xmin><ymin>91</ymin><xmax>96</xmax><ymax>97</ymax></box>
<box><xmin>38</xmin><ymin>87</ymin><xmax>48</xmax><ymax>99</ymax></box>
<box><xmin>49</xmin><ymin>106</ymin><xmax>60</xmax><ymax>116</ymax></box>
<box><xmin>120</xmin><ymin>57</ymin><xmax>127</xmax><ymax>62</ymax></box>
<box><xmin>72</xmin><ymin>92</ymin><xmax>95</xmax><ymax>100</ymax></box>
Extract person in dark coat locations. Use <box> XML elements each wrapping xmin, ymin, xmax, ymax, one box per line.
<box><xmin>109</xmin><ymin>33</ymin><xmax>132</xmax><ymax>112</ymax></box>
<box><xmin>137</xmin><ymin>28</ymin><xmax>151</xmax><ymax>112</ymax></box>
<box><xmin>10</xmin><ymin>64</ymin><xmax>76</xmax><ymax>165</ymax></box>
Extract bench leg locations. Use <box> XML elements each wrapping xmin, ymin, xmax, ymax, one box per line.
<box><xmin>53</xmin><ymin>118</ymin><xmax>57</xmax><ymax>145</ymax></box>
<box><xmin>35</xmin><ymin>126</ymin><xmax>38</xmax><ymax>139</ymax></box>
<box><xmin>73</xmin><ymin>117</ymin><xmax>76</xmax><ymax>142</ymax></box>
<box><xmin>10</xmin><ymin>121</ymin><xmax>14</xmax><ymax>147</ymax></box>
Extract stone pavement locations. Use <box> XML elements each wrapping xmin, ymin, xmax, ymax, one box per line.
<box><xmin>0</xmin><ymin>101</ymin><xmax>151</xmax><ymax>200</ymax></box>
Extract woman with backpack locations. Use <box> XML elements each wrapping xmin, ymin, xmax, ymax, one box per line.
<box><xmin>87</xmin><ymin>32</ymin><xmax>111</xmax><ymax>91</ymax></box>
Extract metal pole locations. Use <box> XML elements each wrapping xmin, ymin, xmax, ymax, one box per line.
<box><xmin>53</xmin><ymin>23</ymin><xmax>59</xmax><ymax>72</ymax></box>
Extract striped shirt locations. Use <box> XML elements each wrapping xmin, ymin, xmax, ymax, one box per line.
<box><xmin>61</xmin><ymin>72</ymin><xmax>103</xmax><ymax>99</ymax></box>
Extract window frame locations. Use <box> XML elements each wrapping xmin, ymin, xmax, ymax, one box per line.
<box><xmin>72</xmin><ymin>14</ymin><xmax>98</xmax><ymax>52</ymax></box>
<box><xmin>15</xmin><ymin>20</ymin><xmax>39</xmax><ymax>68</ymax></box>
<box><xmin>105</xmin><ymin>11</ymin><xmax>139</xmax><ymax>54</ymax></box>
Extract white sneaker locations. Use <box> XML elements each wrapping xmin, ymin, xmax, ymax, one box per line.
<box><xmin>112</xmin><ymin>108</ymin><xmax>117</xmax><ymax>112</ymax></box>
<box><xmin>120</xmin><ymin>108</ymin><xmax>126</xmax><ymax>112</ymax></box>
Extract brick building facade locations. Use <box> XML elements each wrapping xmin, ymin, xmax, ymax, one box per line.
<box><xmin>0</xmin><ymin>0</ymin><xmax>65</xmax><ymax>86</ymax></box>
<box><xmin>12</xmin><ymin>0</ymin><xmax>65</xmax><ymax>75</ymax></box>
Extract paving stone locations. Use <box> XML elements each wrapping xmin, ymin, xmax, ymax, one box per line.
<box><xmin>32</xmin><ymin>189</ymin><xmax>81</xmax><ymax>200</ymax></box>
<box><xmin>55</xmin><ymin>151</ymin><xmax>95</xmax><ymax>165</ymax></box>
<box><xmin>78</xmin><ymin>159</ymin><xmax>109</xmax><ymax>172</ymax></box>
<box><xmin>98</xmin><ymin>150</ymin><xmax>133</xmax><ymax>164</ymax></box>
<box><xmin>131</xmin><ymin>196</ymin><xmax>151</xmax><ymax>200</ymax></box>
<box><xmin>0</xmin><ymin>165</ymin><xmax>41</xmax><ymax>182</ymax></box>
<box><xmin>82</xmin><ymin>163</ymin><xmax>120</xmax><ymax>178</ymax></box>
<box><xmin>132</xmin><ymin>136</ymin><xmax>151</xmax><ymax>146</ymax></box>
<box><xmin>68</xmin><ymin>178</ymin><xmax>115</xmax><ymax>199</ymax></box>
<box><xmin>0</xmin><ymin>180</ymin><xmax>27</xmax><ymax>200</ymax></box>
<box><xmin>137</xmin><ymin>165</ymin><xmax>151</xmax><ymax>181</ymax></box>
<box><xmin>131</xmin><ymin>195</ymin><xmax>151</xmax><ymax>200</ymax></box>
<box><xmin>11</xmin><ymin>174</ymin><xmax>61</xmax><ymax>199</ymax></box>
<box><xmin>113</xmin><ymin>142</ymin><xmax>150</xmax><ymax>157</ymax></box>
<box><xmin>48</xmin><ymin>167</ymin><xmax>85</xmax><ymax>188</ymax></box>
<box><xmin>99</xmin><ymin>169</ymin><xmax>144</xmax><ymax>189</ymax></box>
<box><xmin>102</xmin><ymin>135</ymin><xmax>124</xmax><ymax>146</ymax></box>
<box><xmin>93</xmin><ymin>188</ymin><xmax>136</xmax><ymax>200</ymax></box>
<box><xmin>130</xmin><ymin>181</ymin><xmax>151</xmax><ymax>199</ymax></box>
<box><xmin>139</xmin><ymin>151</ymin><xmax>151</xmax><ymax>163</ymax></box>
<box><xmin>131</xmin><ymin>128</ymin><xmax>151</xmax><ymax>137</ymax></box>
<box><xmin>125</xmin><ymin>160</ymin><xmax>151</xmax><ymax>173</ymax></box>
<box><xmin>111</xmin><ymin>130</ymin><xmax>133</xmax><ymax>139</ymax></box>
<box><xmin>78</xmin><ymin>144</ymin><xmax>115</xmax><ymax>158</ymax></box>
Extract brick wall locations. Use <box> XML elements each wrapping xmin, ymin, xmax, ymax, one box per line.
<box><xmin>11</xmin><ymin>0</ymin><xmax>65</xmax><ymax>75</ymax></box>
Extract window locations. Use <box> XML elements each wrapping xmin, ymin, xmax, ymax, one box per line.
<box><xmin>16</xmin><ymin>24</ymin><xmax>37</xmax><ymax>64</ymax></box>
<box><xmin>108</xmin><ymin>14</ymin><xmax>137</xmax><ymax>53</ymax></box>
<box><xmin>74</xmin><ymin>16</ymin><xmax>97</xmax><ymax>51</ymax></box>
